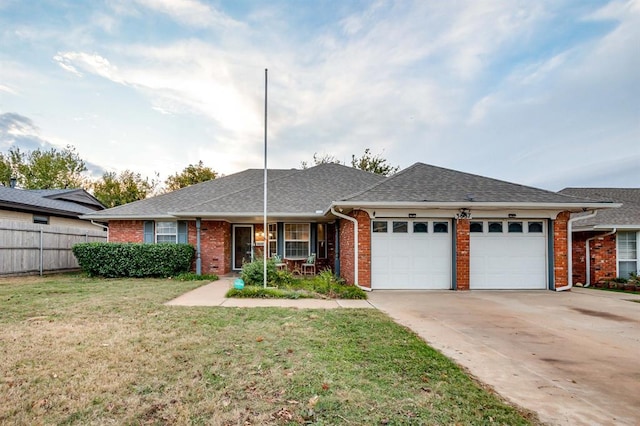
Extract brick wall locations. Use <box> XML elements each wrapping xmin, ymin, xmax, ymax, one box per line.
<box><xmin>553</xmin><ymin>211</ymin><xmax>570</xmax><ymax>289</ymax></box>
<box><xmin>455</xmin><ymin>218</ymin><xmax>470</xmax><ymax>290</ymax></box>
<box><xmin>572</xmin><ymin>231</ymin><xmax>589</xmax><ymax>284</ymax></box>
<box><xmin>188</xmin><ymin>220</ymin><xmax>231</xmax><ymax>275</ymax></box>
<box><xmin>338</xmin><ymin>210</ymin><xmax>371</xmax><ymax>287</ymax></box>
<box><xmin>109</xmin><ymin>219</ymin><xmax>232</xmax><ymax>275</ymax></box>
<box><xmin>591</xmin><ymin>233</ymin><xmax>617</xmax><ymax>282</ymax></box>
<box><xmin>573</xmin><ymin>231</ymin><xmax>617</xmax><ymax>284</ymax></box>
<box><xmin>109</xmin><ymin>220</ymin><xmax>144</xmax><ymax>242</ymax></box>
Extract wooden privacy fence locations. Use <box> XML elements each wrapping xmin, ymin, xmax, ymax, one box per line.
<box><xmin>0</xmin><ymin>221</ymin><xmax>107</xmax><ymax>276</ymax></box>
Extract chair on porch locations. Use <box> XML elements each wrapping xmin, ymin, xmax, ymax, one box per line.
<box><xmin>273</xmin><ymin>254</ymin><xmax>287</xmax><ymax>271</ymax></box>
<box><xmin>301</xmin><ymin>253</ymin><xmax>316</xmax><ymax>276</ymax></box>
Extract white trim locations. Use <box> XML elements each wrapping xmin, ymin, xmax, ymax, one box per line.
<box><xmin>616</xmin><ymin>230</ymin><xmax>639</xmax><ymax>278</ymax></box>
<box><xmin>331</xmin><ymin>201</ymin><xmax>620</xmax><ymax>211</ymax></box>
<box><xmin>557</xmin><ymin>210</ymin><xmax>597</xmax><ymax>292</ymax></box>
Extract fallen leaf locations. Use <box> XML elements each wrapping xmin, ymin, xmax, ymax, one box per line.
<box><xmin>256</xmin><ymin>336</ymin><xmax>264</xmax><ymax>342</ymax></box>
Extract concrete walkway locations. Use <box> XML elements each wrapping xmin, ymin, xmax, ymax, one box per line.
<box><xmin>165</xmin><ymin>276</ymin><xmax>374</xmax><ymax>309</ymax></box>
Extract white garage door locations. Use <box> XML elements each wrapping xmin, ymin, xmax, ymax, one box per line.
<box><xmin>470</xmin><ymin>220</ymin><xmax>547</xmax><ymax>290</ymax></box>
<box><xmin>371</xmin><ymin>219</ymin><xmax>451</xmax><ymax>289</ymax></box>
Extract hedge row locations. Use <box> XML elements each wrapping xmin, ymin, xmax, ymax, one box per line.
<box><xmin>72</xmin><ymin>242</ymin><xmax>195</xmax><ymax>278</ymax></box>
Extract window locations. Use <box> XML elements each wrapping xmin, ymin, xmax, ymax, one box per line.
<box><xmin>317</xmin><ymin>223</ymin><xmax>327</xmax><ymax>259</ymax></box>
<box><xmin>618</xmin><ymin>231</ymin><xmax>638</xmax><ymax>279</ymax></box>
<box><xmin>488</xmin><ymin>222</ymin><xmax>503</xmax><ymax>233</ymax></box>
<box><xmin>156</xmin><ymin>221</ymin><xmax>178</xmax><ymax>243</ymax></box>
<box><xmin>433</xmin><ymin>222</ymin><xmax>448</xmax><ymax>233</ymax></box>
<box><xmin>144</xmin><ymin>221</ymin><xmax>187</xmax><ymax>244</ymax></box>
<box><xmin>508</xmin><ymin>222</ymin><xmax>523</xmax><ymax>233</ymax></box>
<box><xmin>372</xmin><ymin>221</ymin><xmax>388</xmax><ymax>233</ymax></box>
<box><xmin>393</xmin><ymin>221</ymin><xmax>408</xmax><ymax>233</ymax></box>
<box><xmin>285</xmin><ymin>223</ymin><xmax>310</xmax><ymax>258</ymax></box>
<box><xmin>470</xmin><ymin>222</ymin><xmax>483</xmax><ymax>233</ymax></box>
<box><xmin>413</xmin><ymin>222</ymin><xmax>428</xmax><ymax>233</ymax></box>
<box><xmin>528</xmin><ymin>222</ymin><xmax>543</xmax><ymax>233</ymax></box>
<box><xmin>268</xmin><ymin>223</ymin><xmax>277</xmax><ymax>257</ymax></box>
<box><xmin>33</xmin><ymin>215</ymin><xmax>49</xmax><ymax>225</ymax></box>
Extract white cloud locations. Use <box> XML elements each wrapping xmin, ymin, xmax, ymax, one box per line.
<box><xmin>131</xmin><ymin>0</ymin><xmax>242</xmax><ymax>29</ymax></box>
<box><xmin>0</xmin><ymin>84</ymin><xmax>17</xmax><ymax>95</ymax></box>
<box><xmin>54</xmin><ymin>52</ymin><xmax>123</xmax><ymax>83</ymax></box>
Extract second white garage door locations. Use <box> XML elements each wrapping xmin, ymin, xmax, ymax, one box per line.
<box><xmin>470</xmin><ymin>220</ymin><xmax>547</xmax><ymax>290</ymax></box>
<box><xmin>371</xmin><ymin>219</ymin><xmax>451</xmax><ymax>289</ymax></box>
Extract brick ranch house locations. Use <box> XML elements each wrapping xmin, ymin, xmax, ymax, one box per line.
<box><xmin>559</xmin><ymin>188</ymin><xmax>639</xmax><ymax>285</ymax></box>
<box><xmin>83</xmin><ymin>162</ymin><xmax>616</xmax><ymax>291</ymax></box>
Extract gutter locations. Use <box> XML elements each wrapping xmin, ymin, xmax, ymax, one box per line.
<box><xmin>330</xmin><ymin>206</ymin><xmax>371</xmax><ymax>292</ymax></box>
<box><xmin>330</xmin><ymin>201</ymin><xmax>620</xmax><ymax>211</ymax></box>
<box><xmin>556</xmin><ymin>210</ymin><xmax>598</xmax><ymax>292</ymax></box>
<box><xmin>584</xmin><ymin>228</ymin><xmax>616</xmax><ymax>287</ymax></box>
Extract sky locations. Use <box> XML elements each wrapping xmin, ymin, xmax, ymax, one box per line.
<box><xmin>0</xmin><ymin>0</ymin><xmax>638</xmax><ymax>191</ymax></box>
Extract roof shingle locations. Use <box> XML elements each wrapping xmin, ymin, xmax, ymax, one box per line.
<box><xmin>558</xmin><ymin>188</ymin><xmax>640</xmax><ymax>228</ymax></box>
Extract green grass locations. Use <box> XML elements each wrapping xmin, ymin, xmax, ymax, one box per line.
<box><xmin>0</xmin><ymin>274</ymin><xmax>539</xmax><ymax>425</ymax></box>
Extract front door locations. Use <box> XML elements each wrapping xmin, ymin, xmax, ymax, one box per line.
<box><xmin>233</xmin><ymin>225</ymin><xmax>253</xmax><ymax>270</ymax></box>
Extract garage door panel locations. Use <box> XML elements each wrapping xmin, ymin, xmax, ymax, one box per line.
<box><xmin>470</xmin><ymin>220</ymin><xmax>547</xmax><ymax>290</ymax></box>
<box><xmin>372</xmin><ymin>219</ymin><xmax>451</xmax><ymax>290</ymax></box>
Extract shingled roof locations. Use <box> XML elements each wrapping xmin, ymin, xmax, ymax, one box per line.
<box><xmin>85</xmin><ymin>163</ymin><xmax>385</xmax><ymax>220</ymax></box>
<box><xmin>0</xmin><ymin>186</ymin><xmax>103</xmax><ymax>217</ymax></box>
<box><xmin>338</xmin><ymin>163</ymin><xmax>610</xmax><ymax>206</ymax></box>
<box><xmin>558</xmin><ymin>188</ymin><xmax>640</xmax><ymax>229</ymax></box>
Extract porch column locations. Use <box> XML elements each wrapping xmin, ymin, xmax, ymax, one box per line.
<box><xmin>196</xmin><ymin>217</ymin><xmax>202</xmax><ymax>275</ymax></box>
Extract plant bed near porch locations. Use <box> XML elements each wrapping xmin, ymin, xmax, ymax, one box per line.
<box><xmin>228</xmin><ymin>261</ymin><xmax>367</xmax><ymax>299</ymax></box>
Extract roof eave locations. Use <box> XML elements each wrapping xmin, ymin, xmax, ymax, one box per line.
<box><xmin>80</xmin><ymin>214</ymin><xmax>176</xmax><ymax>221</ymax></box>
<box><xmin>170</xmin><ymin>212</ymin><xmax>326</xmax><ymax>219</ymax></box>
<box><xmin>573</xmin><ymin>224</ymin><xmax>640</xmax><ymax>232</ymax></box>
<box><xmin>330</xmin><ymin>201</ymin><xmax>621</xmax><ymax>211</ymax></box>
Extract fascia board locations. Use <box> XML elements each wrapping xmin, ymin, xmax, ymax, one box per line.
<box><xmin>79</xmin><ymin>214</ymin><xmax>176</xmax><ymax>220</ymax></box>
<box><xmin>169</xmin><ymin>212</ymin><xmax>326</xmax><ymax>219</ymax></box>
<box><xmin>330</xmin><ymin>201</ymin><xmax>621</xmax><ymax>210</ymax></box>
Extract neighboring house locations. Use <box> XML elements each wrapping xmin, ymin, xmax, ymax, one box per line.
<box><xmin>84</xmin><ymin>162</ymin><xmax>616</xmax><ymax>291</ymax></box>
<box><xmin>558</xmin><ymin>188</ymin><xmax>640</xmax><ymax>285</ymax></box>
<box><xmin>0</xmin><ymin>186</ymin><xmax>105</xmax><ymax>229</ymax></box>
<box><xmin>0</xmin><ymin>185</ymin><xmax>107</xmax><ymax>276</ymax></box>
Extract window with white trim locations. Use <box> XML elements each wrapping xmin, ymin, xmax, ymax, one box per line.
<box><xmin>156</xmin><ymin>221</ymin><xmax>178</xmax><ymax>243</ymax></box>
<box><xmin>268</xmin><ymin>223</ymin><xmax>277</xmax><ymax>257</ymax></box>
<box><xmin>285</xmin><ymin>223</ymin><xmax>310</xmax><ymax>258</ymax></box>
<box><xmin>618</xmin><ymin>231</ymin><xmax>638</xmax><ymax>278</ymax></box>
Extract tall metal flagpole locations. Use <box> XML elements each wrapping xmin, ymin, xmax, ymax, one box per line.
<box><xmin>263</xmin><ymin>68</ymin><xmax>268</xmax><ymax>289</ymax></box>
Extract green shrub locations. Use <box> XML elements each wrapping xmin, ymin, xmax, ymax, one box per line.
<box><xmin>72</xmin><ymin>243</ymin><xmax>195</xmax><ymax>278</ymax></box>
<box><xmin>240</xmin><ymin>259</ymin><xmax>294</xmax><ymax>286</ymax></box>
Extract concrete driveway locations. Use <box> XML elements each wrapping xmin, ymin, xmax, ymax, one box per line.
<box><xmin>368</xmin><ymin>288</ymin><xmax>640</xmax><ymax>426</ymax></box>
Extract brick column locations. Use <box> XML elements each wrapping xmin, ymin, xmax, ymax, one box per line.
<box><xmin>553</xmin><ymin>211</ymin><xmax>570</xmax><ymax>289</ymax></box>
<box><xmin>338</xmin><ymin>210</ymin><xmax>371</xmax><ymax>288</ymax></box>
<box><xmin>456</xmin><ymin>218</ymin><xmax>470</xmax><ymax>290</ymax></box>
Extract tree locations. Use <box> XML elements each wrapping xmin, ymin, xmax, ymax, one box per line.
<box><xmin>301</xmin><ymin>148</ymin><xmax>399</xmax><ymax>176</ymax></box>
<box><xmin>91</xmin><ymin>170</ymin><xmax>158</xmax><ymax>208</ymax></box>
<box><xmin>164</xmin><ymin>160</ymin><xmax>218</xmax><ymax>191</ymax></box>
<box><xmin>351</xmin><ymin>148</ymin><xmax>399</xmax><ymax>176</ymax></box>
<box><xmin>1</xmin><ymin>145</ymin><xmax>87</xmax><ymax>189</ymax></box>
<box><xmin>300</xmin><ymin>152</ymin><xmax>343</xmax><ymax>169</ymax></box>
<box><xmin>0</xmin><ymin>149</ymin><xmax>20</xmax><ymax>186</ymax></box>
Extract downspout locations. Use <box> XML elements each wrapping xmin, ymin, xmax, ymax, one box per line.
<box><xmin>556</xmin><ymin>210</ymin><xmax>597</xmax><ymax>292</ymax></box>
<box><xmin>330</xmin><ymin>206</ymin><xmax>371</xmax><ymax>292</ymax></box>
<box><xmin>90</xmin><ymin>220</ymin><xmax>109</xmax><ymax>242</ymax></box>
<box><xmin>584</xmin><ymin>228</ymin><xmax>616</xmax><ymax>287</ymax></box>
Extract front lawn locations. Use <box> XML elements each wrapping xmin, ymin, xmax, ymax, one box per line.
<box><xmin>0</xmin><ymin>274</ymin><xmax>539</xmax><ymax>425</ymax></box>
